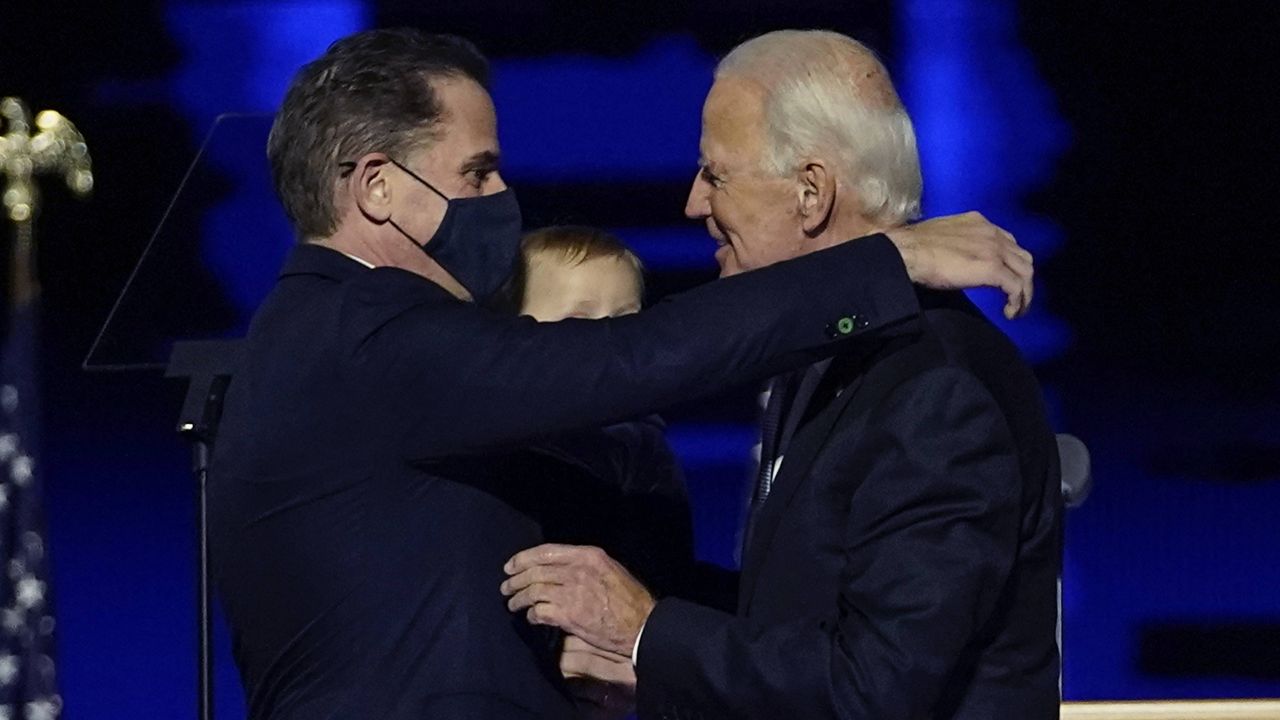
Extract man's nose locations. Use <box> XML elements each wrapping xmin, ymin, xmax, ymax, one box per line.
<box><xmin>490</xmin><ymin>172</ymin><xmax>508</xmax><ymax>194</ymax></box>
<box><xmin>684</xmin><ymin>171</ymin><xmax>710</xmax><ymax>219</ymax></box>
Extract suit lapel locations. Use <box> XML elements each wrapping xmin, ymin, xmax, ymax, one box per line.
<box><xmin>743</xmin><ymin>363</ymin><xmax>826</xmax><ymax>549</ymax></box>
<box><xmin>774</xmin><ymin>361</ymin><xmax>829</xmax><ymax>461</ymax></box>
<box><xmin>738</xmin><ymin>351</ymin><xmax>874</xmax><ymax>612</ymax></box>
<box><xmin>735</xmin><ymin>318</ymin><xmax>938</xmax><ymax>613</ymax></box>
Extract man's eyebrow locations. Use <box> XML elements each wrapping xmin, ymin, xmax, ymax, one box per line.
<box><xmin>698</xmin><ymin>156</ymin><xmax>723</xmax><ymax>174</ymax></box>
<box><xmin>460</xmin><ymin>150</ymin><xmax>500</xmax><ymax>172</ymax></box>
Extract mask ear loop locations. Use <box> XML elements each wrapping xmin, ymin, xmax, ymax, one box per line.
<box><xmin>388</xmin><ymin>157</ymin><xmax>450</xmax><ymax>202</ymax></box>
<box><xmin>383</xmin><ymin>158</ymin><xmax>452</xmax><ymax>251</ymax></box>
<box><xmin>336</xmin><ymin>157</ymin><xmax>451</xmax><ymax>201</ymax></box>
<box><xmin>335</xmin><ymin>158</ymin><xmax>447</xmax><ymax>252</ymax></box>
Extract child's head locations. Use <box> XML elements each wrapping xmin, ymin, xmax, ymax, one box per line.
<box><xmin>510</xmin><ymin>226</ymin><xmax>645</xmax><ymax>321</ymax></box>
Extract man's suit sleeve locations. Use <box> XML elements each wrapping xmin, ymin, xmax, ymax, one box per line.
<box><xmin>356</xmin><ymin>234</ymin><xmax>919</xmax><ymax>457</ymax></box>
<box><xmin>634</xmin><ymin>367</ymin><xmax>1022</xmax><ymax>720</ymax></box>
<box><xmin>675</xmin><ymin>563</ymin><xmax>740</xmax><ymax>613</ymax></box>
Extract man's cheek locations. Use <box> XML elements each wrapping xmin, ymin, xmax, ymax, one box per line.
<box><xmin>714</xmin><ymin>245</ymin><xmax>738</xmax><ymax>277</ymax></box>
<box><xmin>732</xmin><ymin>241</ymin><xmax>762</xmax><ymax>274</ymax></box>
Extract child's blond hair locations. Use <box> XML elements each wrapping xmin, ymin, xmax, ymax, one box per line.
<box><xmin>498</xmin><ymin>225</ymin><xmax>645</xmax><ymax>312</ymax></box>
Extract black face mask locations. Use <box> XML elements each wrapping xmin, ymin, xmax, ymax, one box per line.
<box><xmin>388</xmin><ymin>158</ymin><xmax>523</xmax><ymax>303</ymax></box>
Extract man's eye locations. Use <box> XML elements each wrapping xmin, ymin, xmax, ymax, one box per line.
<box><xmin>468</xmin><ymin>168</ymin><xmax>492</xmax><ymax>185</ymax></box>
<box><xmin>700</xmin><ymin>167</ymin><xmax>723</xmax><ymax>188</ymax></box>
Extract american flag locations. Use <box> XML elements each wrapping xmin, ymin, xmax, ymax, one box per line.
<box><xmin>0</xmin><ymin>298</ymin><xmax>60</xmax><ymax>720</ymax></box>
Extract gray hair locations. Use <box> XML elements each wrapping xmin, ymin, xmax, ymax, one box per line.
<box><xmin>716</xmin><ymin>30</ymin><xmax>923</xmax><ymax>223</ymax></box>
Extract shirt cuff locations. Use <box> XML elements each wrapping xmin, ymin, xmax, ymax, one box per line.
<box><xmin>631</xmin><ymin>618</ymin><xmax>647</xmax><ymax>667</ymax></box>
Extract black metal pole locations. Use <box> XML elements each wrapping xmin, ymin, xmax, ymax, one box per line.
<box><xmin>193</xmin><ymin>439</ymin><xmax>214</xmax><ymax>720</ymax></box>
<box><xmin>168</xmin><ymin>340</ymin><xmax>242</xmax><ymax>720</ymax></box>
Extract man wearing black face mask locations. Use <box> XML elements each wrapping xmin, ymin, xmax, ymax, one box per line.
<box><xmin>209</xmin><ymin>28</ymin><xmax>1037</xmax><ymax>720</ymax></box>
<box><xmin>338</xmin><ymin>156</ymin><xmax>524</xmax><ymax>302</ymax></box>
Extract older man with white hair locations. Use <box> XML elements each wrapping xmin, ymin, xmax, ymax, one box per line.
<box><xmin>504</xmin><ymin>29</ymin><xmax>1061</xmax><ymax>720</ymax></box>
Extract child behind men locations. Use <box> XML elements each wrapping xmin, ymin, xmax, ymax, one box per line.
<box><xmin>507</xmin><ymin>225</ymin><xmax>644</xmax><ymax>321</ymax></box>
<box><xmin>502</xmin><ymin>226</ymin><xmax>694</xmax><ymax>597</ymax></box>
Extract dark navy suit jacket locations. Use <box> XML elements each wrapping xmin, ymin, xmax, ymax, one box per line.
<box><xmin>529</xmin><ymin>417</ymin><xmax>697</xmax><ymax>597</ymax></box>
<box><xmin>208</xmin><ymin>237</ymin><xmax>920</xmax><ymax>719</ymax></box>
<box><xmin>637</xmin><ymin>289</ymin><xmax>1062</xmax><ymax>720</ymax></box>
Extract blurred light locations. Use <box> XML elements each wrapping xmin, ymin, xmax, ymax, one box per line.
<box><xmin>611</xmin><ymin>226</ymin><xmax>719</xmax><ymax>272</ymax></box>
<box><xmin>897</xmin><ymin>0</ymin><xmax>1071</xmax><ymax>364</ymax></box>
<box><xmin>667</xmin><ymin>423</ymin><xmax>759</xmax><ymax>468</ymax></box>
<box><xmin>167</xmin><ymin>1</ymin><xmax>370</xmax><ymax>124</ymax></box>
<box><xmin>492</xmin><ymin>36</ymin><xmax>712</xmax><ymax>181</ymax></box>
<box><xmin>165</xmin><ymin>1</ymin><xmax>370</xmax><ymax>318</ymax></box>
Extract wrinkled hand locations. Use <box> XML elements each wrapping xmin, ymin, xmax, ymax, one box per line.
<box><xmin>562</xmin><ymin>635</ymin><xmax>636</xmax><ymax>686</ymax></box>
<box><xmin>502</xmin><ymin>544</ymin><xmax>655</xmax><ymax>657</ymax></box>
<box><xmin>562</xmin><ymin>636</ymin><xmax>636</xmax><ymax>720</ymax></box>
<box><xmin>884</xmin><ymin>211</ymin><xmax>1034</xmax><ymax>319</ymax></box>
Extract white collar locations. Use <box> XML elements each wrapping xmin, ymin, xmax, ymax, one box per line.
<box><xmin>339</xmin><ymin>251</ymin><xmax>375</xmax><ymax>269</ymax></box>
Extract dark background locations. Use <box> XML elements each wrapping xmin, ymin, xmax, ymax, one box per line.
<box><xmin>2</xmin><ymin>0</ymin><xmax>1278</xmax><ymax>715</ymax></box>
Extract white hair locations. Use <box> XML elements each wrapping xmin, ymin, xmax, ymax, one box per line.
<box><xmin>716</xmin><ymin>30</ymin><xmax>923</xmax><ymax>223</ymax></box>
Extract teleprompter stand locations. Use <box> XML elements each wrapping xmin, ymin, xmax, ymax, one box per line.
<box><xmin>83</xmin><ymin>114</ymin><xmax>288</xmax><ymax>720</ymax></box>
<box><xmin>165</xmin><ymin>340</ymin><xmax>243</xmax><ymax>720</ymax></box>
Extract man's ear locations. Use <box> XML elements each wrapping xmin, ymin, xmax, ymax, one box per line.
<box><xmin>798</xmin><ymin>159</ymin><xmax>837</xmax><ymax>236</ymax></box>
<box><xmin>349</xmin><ymin>153</ymin><xmax>394</xmax><ymax>223</ymax></box>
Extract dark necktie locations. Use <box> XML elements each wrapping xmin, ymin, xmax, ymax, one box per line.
<box><xmin>741</xmin><ymin>372</ymin><xmax>798</xmax><ymax>556</ymax></box>
<box><xmin>755</xmin><ymin>360</ymin><xmax>833</xmax><ymax>506</ymax></box>
<box><xmin>752</xmin><ymin>371</ymin><xmax>802</xmax><ymax>508</ymax></box>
